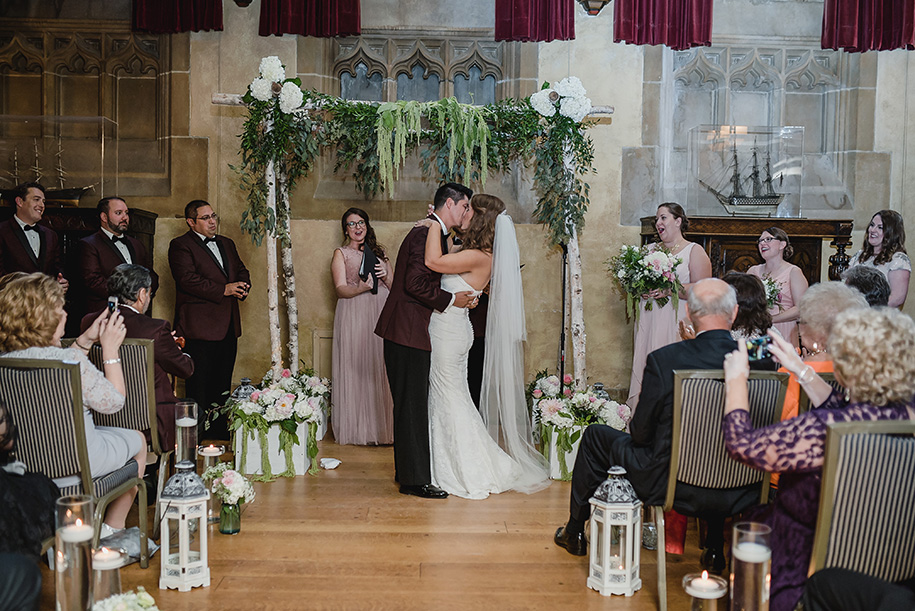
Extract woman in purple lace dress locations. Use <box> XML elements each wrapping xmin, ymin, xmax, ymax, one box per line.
<box><xmin>722</xmin><ymin>307</ymin><xmax>915</xmax><ymax>611</ymax></box>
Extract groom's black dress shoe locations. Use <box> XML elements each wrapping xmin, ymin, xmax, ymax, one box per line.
<box><xmin>700</xmin><ymin>546</ymin><xmax>727</xmax><ymax>574</ymax></box>
<box><xmin>554</xmin><ymin>525</ymin><xmax>588</xmax><ymax>556</ymax></box>
<box><xmin>399</xmin><ymin>484</ymin><xmax>449</xmax><ymax>499</ymax></box>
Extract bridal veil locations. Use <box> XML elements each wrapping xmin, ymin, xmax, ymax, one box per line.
<box><xmin>480</xmin><ymin>213</ymin><xmax>550</xmax><ymax>493</ymax></box>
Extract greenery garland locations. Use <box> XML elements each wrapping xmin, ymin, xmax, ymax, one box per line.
<box><xmin>235</xmin><ymin>58</ymin><xmax>596</xmax><ymax>247</ymax></box>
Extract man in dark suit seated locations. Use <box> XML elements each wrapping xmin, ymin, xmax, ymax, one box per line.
<box><xmin>555</xmin><ymin>278</ymin><xmax>762</xmax><ymax>569</ymax></box>
<box><xmin>0</xmin><ymin>182</ymin><xmax>68</xmax><ymax>291</ymax></box>
<box><xmin>79</xmin><ymin>197</ymin><xmax>159</xmax><ymax>315</ymax></box>
<box><xmin>81</xmin><ymin>264</ymin><xmax>194</xmax><ymax>451</ymax></box>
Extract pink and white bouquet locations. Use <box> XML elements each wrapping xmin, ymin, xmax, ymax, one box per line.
<box><xmin>93</xmin><ymin>587</ymin><xmax>159</xmax><ymax>611</ymax></box>
<box><xmin>761</xmin><ymin>273</ymin><xmax>783</xmax><ymax>311</ymax></box>
<box><xmin>609</xmin><ymin>244</ymin><xmax>684</xmax><ymax>320</ymax></box>
<box><xmin>206</xmin><ymin>463</ymin><xmax>256</xmax><ymax>506</ymax></box>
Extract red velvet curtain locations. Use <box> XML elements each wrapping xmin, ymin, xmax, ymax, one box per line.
<box><xmin>822</xmin><ymin>0</ymin><xmax>915</xmax><ymax>52</ymax></box>
<box><xmin>494</xmin><ymin>0</ymin><xmax>575</xmax><ymax>43</ymax></box>
<box><xmin>259</xmin><ymin>0</ymin><xmax>361</xmax><ymax>37</ymax></box>
<box><xmin>132</xmin><ymin>0</ymin><xmax>223</xmax><ymax>33</ymax></box>
<box><xmin>613</xmin><ymin>0</ymin><xmax>713</xmax><ymax>50</ymax></box>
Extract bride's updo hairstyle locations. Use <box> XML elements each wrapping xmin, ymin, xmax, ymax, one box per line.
<box><xmin>461</xmin><ymin>194</ymin><xmax>505</xmax><ymax>253</ymax></box>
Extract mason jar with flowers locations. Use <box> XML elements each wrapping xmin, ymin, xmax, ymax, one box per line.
<box><xmin>206</xmin><ymin>464</ymin><xmax>255</xmax><ymax>535</ymax></box>
<box><xmin>528</xmin><ymin>372</ymin><xmax>631</xmax><ymax>480</ymax></box>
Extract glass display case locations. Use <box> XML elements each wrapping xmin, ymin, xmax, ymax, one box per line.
<box><xmin>0</xmin><ymin>115</ymin><xmax>117</xmax><ymax>205</ymax></box>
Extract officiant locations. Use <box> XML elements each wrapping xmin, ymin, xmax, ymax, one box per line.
<box><xmin>330</xmin><ymin>208</ymin><xmax>394</xmax><ymax>446</ymax></box>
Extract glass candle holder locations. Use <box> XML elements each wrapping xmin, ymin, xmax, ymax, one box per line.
<box><xmin>91</xmin><ymin>547</ymin><xmax>123</xmax><ymax>603</ymax></box>
<box><xmin>175</xmin><ymin>401</ymin><xmax>198</xmax><ymax>469</ymax></box>
<box><xmin>730</xmin><ymin>522</ymin><xmax>772</xmax><ymax>611</ymax></box>
<box><xmin>198</xmin><ymin>444</ymin><xmax>225</xmax><ymax>524</ymax></box>
<box><xmin>55</xmin><ymin>495</ymin><xmax>94</xmax><ymax>611</ymax></box>
<box><xmin>684</xmin><ymin>570</ymin><xmax>728</xmax><ymax>611</ymax></box>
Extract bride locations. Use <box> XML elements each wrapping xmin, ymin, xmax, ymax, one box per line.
<box><xmin>420</xmin><ymin>194</ymin><xmax>549</xmax><ymax>499</ymax></box>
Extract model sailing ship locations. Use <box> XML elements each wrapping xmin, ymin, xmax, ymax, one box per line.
<box><xmin>2</xmin><ymin>138</ymin><xmax>93</xmax><ymax>205</ymax></box>
<box><xmin>699</xmin><ymin>143</ymin><xmax>785</xmax><ymax>216</ymax></box>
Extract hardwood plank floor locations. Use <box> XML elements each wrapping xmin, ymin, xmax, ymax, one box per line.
<box><xmin>38</xmin><ymin>441</ymin><xmax>701</xmax><ymax>610</ymax></box>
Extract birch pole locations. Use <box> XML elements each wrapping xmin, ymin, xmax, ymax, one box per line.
<box><xmin>562</xmin><ymin>145</ymin><xmax>587</xmax><ymax>391</ymax></box>
<box><xmin>277</xmin><ymin>168</ymin><xmax>299</xmax><ymax>367</ymax></box>
<box><xmin>264</xmin><ymin>148</ymin><xmax>283</xmax><ymax>378</ymax></box>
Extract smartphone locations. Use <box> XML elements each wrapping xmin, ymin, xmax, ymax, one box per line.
<box><xmin>107</xmin><ymin>296</ymin><xmax>118</xmax><ymax>313</ymax></box>
<box><xmin>746</xmin><ymin>336</ymin><xmax>772</xmax><ymax>361</ymax></box>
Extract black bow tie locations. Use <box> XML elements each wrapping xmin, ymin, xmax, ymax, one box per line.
<box><xmin>111</xmin><ymin>236</ymin><xmax>125</xmax><ymax>244</ymax></box>
<box><xmin>22</xmin><ymin>224</ymin><xmax>37</xmax><ymax>232</ymax></box>
<box><xmin>204</xmin><ymin>237</ymin><xmax>217</xmax><ymax>244</ymax></box>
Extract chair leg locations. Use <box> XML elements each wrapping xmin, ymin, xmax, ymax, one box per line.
<box><xmin>137</xmin><ymin>479</ymin><xmax>149</xmax><ymax>569</ymax></box>
<box><xmin>654</xmin><ymin>506</ymin><xmax>667</xmax><ymax>611</ymax></box>
<box><xmin>153</xmin><ymin>450</ymin><xmax>173</xmax><ymax>540</ymax></box>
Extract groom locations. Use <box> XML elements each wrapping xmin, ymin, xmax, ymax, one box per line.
<box><xmin>375</xmin><ymin>183</ymin><xmax>476</xmax><ymax>499</ymax></box>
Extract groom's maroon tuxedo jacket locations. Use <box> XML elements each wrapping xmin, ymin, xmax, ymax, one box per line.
<box><xmin>375</xmin><ymin>223</ymin><xmax>451</xmax><ymax>351</ymax></box>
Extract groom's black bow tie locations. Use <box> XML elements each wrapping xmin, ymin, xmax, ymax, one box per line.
<box><xmin>22</xmin><ymin>224</ymin><xmax>37</xmax><ymax>232</ymax></box>
<box><xmin>111</xmin><ymin>236</ymin><xmax>125</xmax><ymax>244</ymax></box>
<box><xmin>203</xmin><ymin>237</ymin><xmax>217</xmax><ymax>244</ymax></box>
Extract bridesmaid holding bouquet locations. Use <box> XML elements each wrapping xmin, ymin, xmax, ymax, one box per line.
<box><xmin>748</xmin><ymin>227</ymin><xmax>808</xmax><ymax>349</ymax></box>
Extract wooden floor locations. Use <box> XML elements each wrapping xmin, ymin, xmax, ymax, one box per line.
<box><xmin>39</xmin><ymin>440</ymin><xmax>701</xmax><ymax>610</ymax></box>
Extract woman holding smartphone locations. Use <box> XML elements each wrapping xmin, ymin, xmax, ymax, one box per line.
<box><xmin>330</xmin><ymin>208</ymin><xmax>394</xmax><ymax>445</ymax></box>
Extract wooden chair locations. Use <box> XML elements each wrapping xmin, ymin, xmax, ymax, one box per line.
<box><xmin>808</xmin><ymin>419</ymin><xmax>915</xmax><ymax>582</ymax></box>
<box><xmin>77</xmin><ymin>338</ymin><xmax>173</xmax><ymax>539</ymax></box>
<box><xmin>650</xmin><ymin>369</ymin><xmax>789</xmax><ymax>611</ymax></box>
<box><xmin>0</xmin><ymin>358</ymin><xmax>149</xmax><ymax>567</ymax></box>
<box><xmin>798</xmin><ymin>371</ymin><xmax>845</xmax><ymax>415</ymax></box>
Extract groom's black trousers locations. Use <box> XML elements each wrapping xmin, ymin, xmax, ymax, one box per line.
<box><xmin>384</xmin><ymin>340</ymin><xmax>432</xmax><ymax>486</ymax></box>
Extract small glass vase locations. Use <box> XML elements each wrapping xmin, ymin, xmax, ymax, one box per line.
<box><xmin>219</xmin><ymin>502</ymin><xmax>241</xmax><ymax>535</ymax></box>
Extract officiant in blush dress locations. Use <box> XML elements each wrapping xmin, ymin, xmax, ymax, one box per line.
<box><xmin>330</xmin><ymin>208</ymin><xmax>394</xmax><ymax>445</ymax></box>
<box><xmin>627</xmin><ymin>203</ymin><xmax>711</xmax><ymax>412</ymax></box>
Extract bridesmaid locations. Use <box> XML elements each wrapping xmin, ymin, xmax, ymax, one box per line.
<box><xmin>330</xmin><ymin>208</ymin><xmax>394</xmax><ymax>445</ymax></box>
<box><xmin>748</xmin><ymin>227</ymin><xmax>808</xmax><ymax>348</ymax></box>
<box><xmin>627</xmin><ymin>203</ymin><xmax>712</xmax><ymax>411</ymax></box>
<box><xmin>847</xmin><ymin>210</ymin><xmax>910</xmax><ymax>308</ymax></box>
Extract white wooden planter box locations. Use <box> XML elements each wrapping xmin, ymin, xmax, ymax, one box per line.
<box><xmin>234</xmin><ymin>422</ymin><xmax>308</xmax><ymax>476</ymax></box>
<box><xmin>544</xmin><ymin>424</ymin><xmax>586</xmax><ymax>481</ymax></box>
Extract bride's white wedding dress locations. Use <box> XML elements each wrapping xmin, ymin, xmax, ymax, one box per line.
<box><xmin>428</xmin><ymin>274</ymin><xmax>522</xmax><ymax>499</ymax></box>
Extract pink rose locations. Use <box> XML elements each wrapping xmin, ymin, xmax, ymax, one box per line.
<box><xmin>281</xmin><ymin>368</ymin><xmax>292</xmax><ymax>378</ymax></box>
<box><xmin>221</xmin><ymin>471</ymin><xmax>237</xmax><ymax>486</ymax></box>
<box><xmin>563</xmin><ymin>374</ymin><xmax>573</xmax><ymax>385</ymax></box>
<box><xmin>250</xmin><ymin>390</ymin><xmax>261</xmax><ymax>402</ymax></box>
<box><xmin>589</xmin><ymin>396</ymin><xmax>596</xmax><ymax>402</ymax></box>
<box><xmin>563</xmin><ymin>388</ymin><xmax>572</xmax><ymax>396</ymax></box>
<box><xmin>532</xmin><ymin>389</ymin><xmax>543</xmax><ymax>398</ymax></box>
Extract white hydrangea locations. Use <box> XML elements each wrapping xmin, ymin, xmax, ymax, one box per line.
<box><xmin>599</xmin><ymin>400</ymin><xmax>629</xmax><ymax>431</ymax></box>
<box><xmin>259</xmin><ymin>56</ymin><xmax>285</xmax><ymax>83</ymax></box>
<box><xmin>544</xmin><ymin>412</ymin><xmax>575</xmax><ymax>428</ymax></box>
<box><xmin>239</xmin><ymin>401</ymin><xmax>261</xmax><ymax>416</ymax></box>
<box><xmin>278</xmin><ymin>82</ymin><xmax>303</xmax><ymax>114</ymax></box>
<box><xmin>293</xmin><ymin>399</ymin><xmax>314</xmax><ymax>420</ymax></box>
<box><xmin>249</xmin><ymin>77</ymin><xmax>272</xmax><ymax>102</ymax></box>
<box><xmin>559</xmin><ymin>95</ymin><xmax>592</xmax><ymax>123</ymax></box>
<box><xmin>530</xmin><ymin>89</ymin><xmax>557</xmax><ymax>117</ymax></box>
<box><xmin>554</xmin><ymin>76</ymin><xmax>587</xmax><ymax>99</ymax></box>
<box><xmin>279</xmin><ymin>376</ymin><xmax>298</xmax><ymax>391</ymax></box>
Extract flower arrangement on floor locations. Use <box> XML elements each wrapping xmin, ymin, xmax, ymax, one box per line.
<box><xmin>761</xmin><ymin>274</ymin><xmax>783</xmax><ymax>310</ymax></box>
<box><xmin>528</xmin><ymin>371</ymin><xmax>632</xmax><ymax>480</ymax></box>
<box><xmin>609</xmin><ymin>244</ymin><xmax>684</xmax><ymax>321</ymax></box>
<box><xmin>225</xmin><ymin>367</ymin><xmax>330</xmax><ymax>479</ymax></box>
<box><xmin>93</xmin><ymin>586</ymin><xmax>158</xmax><ymax>611</ymax></box>
<box><xmin>205</xmin><ymin>462</ymin><xmax>255</xmax><ymax>535</ymax></box>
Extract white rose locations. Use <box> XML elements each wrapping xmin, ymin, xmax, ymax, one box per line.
<box><xmin>530</xmin><ymin>89</ymin><xmax>557</xmax><ymax>117</ymax></box>
<box><xmin>249</xmin><ymin>77</ymin><xmax>272</xmax><ymax>102</ymax></box>
<box><xmin>559</xmin><ymin>95</ymin><xmax>591</xmax><ymax>123</ymax></box>
<box><xmin>554</xmin><ymin>76</ymin><xmax>587</xmax><ymax>99</ymax></box>
<box><xmin>240</xmin><ymin>401</ymin><xmax>261</xmax><ymax>416</ymax></box>
<box><xmin>259</xmin><ymin>56</ymin><xmax>285</xmax><ymax>83</ymax></box>
<box><xmin>279</xmin><ymin>82</ymin><xmax>303</xmax><ymax>114</ymax></box>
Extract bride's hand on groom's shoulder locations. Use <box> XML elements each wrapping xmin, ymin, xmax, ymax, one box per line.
<box><xmin>414</xmin><ymin>218</ymin><xmax>435</xmax><ymax>229</ymax></box>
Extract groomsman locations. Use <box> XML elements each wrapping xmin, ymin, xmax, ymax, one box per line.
<box><xmin>168</xmin><ymin>200</ymin><xmax>250</xmax><ymax>441</ymax></box>
<box><xmin>0</xmin><ymin>182</ymin><xmax>68</xmax><ymax>290</ymax></box>
<box><xmin>79</xmin><ymin>197</ymin><xmax>158</xmax><ymax>314</ymax></box>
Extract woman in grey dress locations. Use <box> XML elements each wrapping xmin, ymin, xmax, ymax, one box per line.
<box><xmin>0</xmin><ymin>272</ymin><xmax>145</xmax><ymax>537</ymax></box>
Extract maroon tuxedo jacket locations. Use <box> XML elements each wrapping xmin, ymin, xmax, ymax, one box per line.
<box><xmin>374</xmin><ymin>224</ymin><xmax>452</xmax><ymax>351</ymax></box>
<box><xmin>168</xmin><ymin>231</ymin><xmax>250</xmax><ymax>342</ymax></box>
<box><xmin>79</xmin><ymin>230</ymin><xmax>159</xmax><ymax>313</ymax></box>
<box><xmin>0</xmin><ymin>217</ymin><xmax>62</xmax><ymax>278</ymax></box>
<box><xmin>80</xmin><ymin>307</ymin><xmax>194</xmax><ymax>408</ymax></box>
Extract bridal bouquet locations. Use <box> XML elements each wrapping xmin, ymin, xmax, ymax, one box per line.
<box><xmin>226</xmin><ymin>367</ymin><xmax>330</xmax><ymax>478</ymax></box>
<box><xmin>528</xmin><ymin>371</ymin><xmax>631</xmax><ymax>480</ymax></box>
<box><xmin>609</xmin><ymin>244</ymin><xmax>684</xmax><ymax>321</ymax></box>
<box><xmin>93</xmin><ymin>587</ymin><xmax>158</xmax><ymax>611</ymax></box>
<box><xmin>761</xmin><ymin>274</ymin><xmax>783</xmax><ymax>310</ymax></box>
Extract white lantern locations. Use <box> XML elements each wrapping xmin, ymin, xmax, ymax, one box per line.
<box><xmin>158</xmin><ymin>466</ymin><xmax>210</xmax><ymax>592</ymax></box>
<box><xmin>588</xmin><ymin>466</ymin><xmax>643</xmax><ymax>597</ymax></box>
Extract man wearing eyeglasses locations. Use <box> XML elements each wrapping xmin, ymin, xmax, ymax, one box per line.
<box><xmin>168</xmin><ymin>199</ymin><xmax>251</xmax><ymax>441</ymax></box>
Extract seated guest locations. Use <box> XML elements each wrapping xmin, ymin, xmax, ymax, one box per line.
<box><xmin>0</xmin><ymin>553</ymin><xmax>41</xmax><ymax>611</ymax></box>
<box><xmin>780</xmin><ymin>282</ymin><xmax>867</xmax><ymax>421</ymax></box>
<box><xmin>801</xmin><ymin>568</ymin><xmax>915</xmax><ymax>611</ymax></box>
<box><xmin>82</xmin><ymin>264</ymin><xmax>194</xmax><ymax>451</ymax></box>
<box><xmin>723</xmin><ymin>271</ymin><xmax>771</xmax><ymax>341</ymax></box>
<box><xmin>843</xmin><ymin>264</ymin><xmax>891</xmax><ymax>307</ymax></box>
<box><xmin>0</xmin><ymin>273</ymin><xmax>145</xmax><ymax>539</ymax></box>
<box><xmin>555</xmin><ymin>278</ymin><xmax>765</xmax><ymax>565</ymax></box>
<box><xmin>722</xmin><ymin>308</ymin><xmax>915</xmax><ymax>611</ymax></box>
